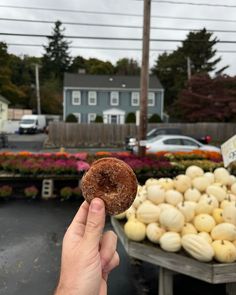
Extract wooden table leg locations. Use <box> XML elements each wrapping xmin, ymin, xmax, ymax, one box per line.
<box><xmin>158</xmin><ymin>267</ymin><xmax>174</xmax><ymax>295</ymax></box>
<box><xmin>226</xmin><ymin>283</ymin><xmax>236</xmax><ymax>295</ymax></box>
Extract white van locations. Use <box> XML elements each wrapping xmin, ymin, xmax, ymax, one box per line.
<box><xmin>19</xmin><ymin>115</ymin><xmax>46</xmax><ymax>134</ymax></box>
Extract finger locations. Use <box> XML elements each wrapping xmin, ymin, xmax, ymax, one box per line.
<box><xmin>83</xmin><ymin>198</ymin><xmax>105</xmax><ymax>248</ymax></box>
<box><xmin>102</xmin><ymin>251</ymin><xmax>120</xmax><ymax>273</ymax></box>
<box><xmin>67</xmin><ymin>201</ymin><xmax>89</xmax><ymax>237</ymax></box>
<box><xmin>100</xmin><ymin>231</ymin><xmax>117</xmax><ymax>269</ymax></box>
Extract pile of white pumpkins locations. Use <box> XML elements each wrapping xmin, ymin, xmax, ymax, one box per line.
<box><xmin>115</xmin><ymin>166</ymin><xmax>236</xmax><ymax>263</ymax></box>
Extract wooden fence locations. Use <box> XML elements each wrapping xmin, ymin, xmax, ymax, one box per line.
<box><xmin>47</xmin><ymin>122</ymin><xmax>236</xmax><ymax>148</ymax></box>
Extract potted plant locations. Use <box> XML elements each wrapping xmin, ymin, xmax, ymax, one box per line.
<box><xmin>60</xmin><ymin>187</ymin><xmax>73</xmax><ymax>201</ymax></box>
<box><xmin>24</xmin><ymin>186</ymin><xmax>39</xmax><ymax>199</ymax></box>
<box><xmin>0</xmin><ymin>185</ymin><xmax>12</xmax><ymax>200</ymax></box>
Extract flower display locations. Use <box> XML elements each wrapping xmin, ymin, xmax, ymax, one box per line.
<box><xmin>24</xmin><ymin>186</ymin><xmax>39</xmax><ymax>198</ymax></box>
<box><xmin>0</xmin><ymin>185</ymin><xmax>12</xmax><ymax>198</ymax></box>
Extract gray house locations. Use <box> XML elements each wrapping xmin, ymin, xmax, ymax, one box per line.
<box><xmin>63</xmin><ymin>73</ymin><xmax>164</xmax><ymax>124</ymax></box>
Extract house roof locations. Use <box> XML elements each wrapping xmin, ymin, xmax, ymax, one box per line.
<box><xmin>64</xmin><ymin>73</ymin><xmax>163</xmax><ymax>90</ymax></box>
<box><xmin>0</xmin><ymin>94</ymin><xmax>10</xmax><ymax>104</ymax></box>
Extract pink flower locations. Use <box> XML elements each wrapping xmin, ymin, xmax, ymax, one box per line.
<box><xmin>77</xmin><ymin>161</ymin><xmax>90</xmax><ymax>171</ymax></box>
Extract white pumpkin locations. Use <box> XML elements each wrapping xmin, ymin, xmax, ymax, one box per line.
<box><xmin>199</xmin><ymin>194</ymin><xmax>219</xmax><ymax>209</ymax></box>
<box><xmin>177</xmin><ymin>201</ymin><xmax>196</xmax><ymax>222</ymax></box>
<box><xmin>198</xmin><ymin>232</ymin><xmax>212</xmax><ymax>244</ymax></box>
<box><xmin>212</xmin><ymin>208</ymin><xmax>224</xmax><ymax>224</ymax></box>
<box><xmin>126</xmin><ymin>205</ymin><xmax>136</xmax><ymax>220</ymax></box>
<box><xmin>203</xmin><ymin>172</ymin><xmax>215</xmax><ymax>184</ymax></box>
<box><xmin>174</xmin><ymin>175</ymin><xmax>192</xmax><ymax>193</ymax></box>
<box><xmin>159</xmin><ymin>207</ymin><xmax>185</xmax><ymax>232</ymax></box>
<box><xmin>223</xmin><ymin>202</ymin><xmax>236</xmax><ymax>226</ymax></box>
<box><xmin>145</xmin><ymin>178</ymin><xmax>160</xmax><ymax>188</ymax></box>
<box><xmin>212</xmin><ymin>240</ymin><xmax>236</xmax><ymax>263</ymax></box>
<box><xmin>220</xmin><ymin>200</ymin><xmax>235</xmax><ymax>210</ymax></box>
<box><xmin>146</xmin><ymin>223</ymin><xmax>165</xmax><ymax>244</ymax></box>
<box><xmin>114</xmin><ymin>211</ymin><xmax>127</xmax><ymax>220</ymax></box>
<box><xmin>185</xmin><ymin>165</ymin><xmax>204</xmax><ymax>179</ymax></box>
<box><xmin>147</xmin><ymin>184</ymin><xmax>165</xmax><ymax>205</ymax></box>
<box><xmin>158</xmin><ymin>203</ymin><xmax>175</xmax><ymax>212</ymax></box>
<box><xmin>231</xmin><ymin>183</ymin><xmax>236</xmax><ymax>195</ymax></box>
<box><xmin>165</xmin><ymin>189</ymin><xmax>183</xmax><ymax>206</ymax></box>
<box><xmin>193</xmin><ymin>214</ymin><xmax>216</xmax><ymax>233</ymax></box>
<box><xmin>228</xmin><ymin>175</ymin><xmax>236</xmax><ymax>186</ymax></box>
<box><xmin>195</xmin><ymin>199</ymin><xmax>215</xmax><ymax>215</ymax></box>
<box><xmin>159</xmin><ymin>232</ymin><xmax>181</xmax><ymax>252</ymax></box>
<box><xmin>184</xmin><ymin>188</ymin><xmax>201</xmax><ymax>202</ymax></box>
<box><xmin>157</xmin><ymin>178</ymin><xmax>174</xmax><ymax>191</ymax></box>
<box><xmin>225</xmin><ymin>193</ymin><xmax>236</xmax><ymax>202</ymax></box>
<box><xmin>133</xmin><ymin>193</ymin><xmax>146</xmax><ymax>209</ymax></box>
<box><xmin>192</xmin><ymin>176</ymin><xmax>210</xmax><ymax>192</ymax></box>
<box><xmin>206</xmin><ymin>185</ymin><xmax>227</xmax><ymax>202</ymax></box>
<box><xmin>182</xmin><ymin>234</ymin><xmax>214</xmax><ymax>262</ymax></box>
<box><xmin>214</xmin><ymin>168</ymin><xmax>231</xmax><ymax>186</ymax></box>
<box><xmin>124</xmin><ymin>218</ymin><xmax>146</xmax><ymax>241</ymax></box>
<box><xmin>136</xmin><ymin>200</ymin><xmax>160</xmax><ymax>224</ymax></box>
<box><xmin>211</xmin><ymin>223</ymin><xmax>236</xmax><ymax>241</ymax></box>
<box><xmin>181</xmin><ymin>223</ymin><xmax>198</xmax><ymax>236</ymax></box>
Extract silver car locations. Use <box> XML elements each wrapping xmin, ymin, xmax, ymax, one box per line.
<box><xmin>134</xmin><ymin>135</ymin><xmax>221</xmax><ymax>154</ymax></box>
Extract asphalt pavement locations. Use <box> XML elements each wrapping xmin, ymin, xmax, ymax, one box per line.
<box><xmin>0</xmin><ymin>200</ymin><xmax>227</xmax><ymax>295</ymax></box>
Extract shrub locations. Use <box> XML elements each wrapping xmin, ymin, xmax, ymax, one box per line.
<box><xmin>0</xmin><ymin>185</ymin><xmax>12</xmax><ymax>198</ymax></box>
<box><xmin>24</xmin><ymin>186</ymin><xmax>39</xmax><ymax>198</ymax></box>
<box><xmin>94</xmin><ymin>115</ymin><xmax>103</xmax><ymax>123</ymax></box>
<box><xmin>125</xmin><ymin>112</ymin><xmax>136</xmax><ymax>123</ymax></box>
<box><xmin>60</xmin><ymin>187</ymin><xmax>73</xmax><ymax>200</ymax></box>
<box><xmin>66</xmin><ymin>113</ymin><xmax>78</xmax><ymax>123</ymax></box>
<box><xmin>148</xmin><ymin>113</ymin><xmax>162</xmax><ymax>123</ymax></box>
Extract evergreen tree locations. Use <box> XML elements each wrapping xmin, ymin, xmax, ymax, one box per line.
<box><xmin>42</xmin><ymin>21</ymin><xmax>71</xmax><ymax>81</ymax></box>
<box><xmin>152</xmin><ymin>28</ymin><xmax>228</xmax><ymax>108</ymax></box>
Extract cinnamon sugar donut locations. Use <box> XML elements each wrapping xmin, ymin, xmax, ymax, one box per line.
<box><xmin>81</xmin><ymin>157</ymin><xmax>138</xmax><ymax>215</ymax></box>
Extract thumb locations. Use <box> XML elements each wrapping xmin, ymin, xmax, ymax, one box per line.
<box><xmin>84</xmin><ymin>198</ymin><xmax>105</xmax><ymax>248</ymax></box>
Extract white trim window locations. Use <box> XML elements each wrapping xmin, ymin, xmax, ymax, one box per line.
<box><xmin>148</xmin><ymin>92</ymin><xmax>155</xmax><ymax>106</ymax></box>
<box><xmin>72</xmin><ymin>91</ymin><xmax>81</xmax><ymax>105</ymax></box>
<box><xmin>73</xmin><ymin>113</ymin><xmax>81</xmax><ymax>123</ymax></box>
<box><xmin>88</xmin><ymin>91</ymin><xmax>97</xmax><ymax>105</ymax></box>
<box><xmin>88</xmin><ymin>113</ymin><xmax>96</xmax><ymax>123</ymax></box>
<box><xmin>110</xmin><ymin>91</ymin><xmax>119</xmax><ymax>106</ymax></box>
<box><xmin>131</xmin><ymin>92</ymin><xmax>140</xmax><ymax>106</ymax></box>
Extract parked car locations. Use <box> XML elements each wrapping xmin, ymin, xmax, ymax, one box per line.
<box><xmin>133</xmin><ymin>135</ymin><xmax>220</xmax><ymax>154</ymax></box>
<box><xmin>125</xmin><ymin>128</ymin><xmax>212</xmax><ymax>151</ymax></box>
<box><xmin>19</xmin><ymin>115</ymin><xmax>46</xmax><ymax>134</ymax></box>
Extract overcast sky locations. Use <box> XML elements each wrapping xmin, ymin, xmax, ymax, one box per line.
<box><xmin>0</xmin><ymin>0</ymin><xmax>236</xmax><ymax>75</ymax></box>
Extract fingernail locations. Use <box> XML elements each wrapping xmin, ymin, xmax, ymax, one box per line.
<box><xmin>90</xmin><ymin>199</ymin><xmax>103</xmax><ymax>213</ymax></box>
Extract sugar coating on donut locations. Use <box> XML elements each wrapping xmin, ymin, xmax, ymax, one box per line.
<box><xmin>81</xmin><ymin>157</ymin><xmax>138</xmax><ymax>215</ymax></box>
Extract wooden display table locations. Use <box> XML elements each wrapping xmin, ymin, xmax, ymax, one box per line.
<box><xmin>111</xmin><ymin>217</ymin><xmax>236</xmax><ymax>295</ymax></box>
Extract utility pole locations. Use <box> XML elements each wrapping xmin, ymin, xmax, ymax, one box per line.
<box><xmin>34</xmin><ymin>63</ymin><xmax>41</xmax><ymax>114</ymax></box>
<box><xmin>187</xmin><ymin>56</ymin><xmax>191</xmax><ymax>80</ymax></box>
<box><xmin>138</xmin><ymin>0</ymin><xmax>151</xmax><ymax>157</ymax></box>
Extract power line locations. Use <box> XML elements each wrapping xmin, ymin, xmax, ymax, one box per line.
<box><xmin>1</xmin><ymin>17</ymin><xmax>236</xmax><ymax>34</ymax></box>
<box><xmin>1</xmin><ymin>32</ymin><xmax>236</xmax><ymax>43</ymax></box>
<box><xmin>6</xmin><ymin>43</ymin><xmax>236</xmax><ymax>53</ymax></box>
<box><xmin>0</xmin><ymin>4</ymin><xmax>236</xmax><ymax>23</ymax></box>
<box><xmin>139</xmin><ymin>0</ymin><xmax>236</xmax><ymax>8</ymax></box>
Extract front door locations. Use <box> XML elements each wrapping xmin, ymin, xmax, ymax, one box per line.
<box><xmin>111</xmin><ymin>115</ymin><xmax>117</xmax><ymax>124</ymax></box>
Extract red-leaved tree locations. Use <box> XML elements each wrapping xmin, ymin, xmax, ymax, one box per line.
<box><xmin>174</xmin><ymin>74</ymin><xmax>236</xmax><ymax>122</ymax></box>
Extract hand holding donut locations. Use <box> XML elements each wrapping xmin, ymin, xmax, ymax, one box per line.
<box><xmin>55</xmin><ymin>198</ymin><xmax>119</xmax><ymax>295</ymax></box>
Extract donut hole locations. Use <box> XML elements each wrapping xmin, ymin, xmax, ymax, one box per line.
<box><xmin>97</xmin><ymin>171</ymin><xmax>117</xmax><ymax>194</ymax></box>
